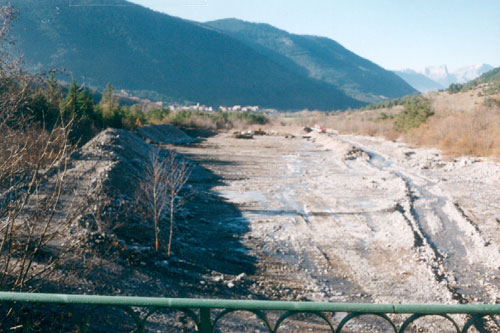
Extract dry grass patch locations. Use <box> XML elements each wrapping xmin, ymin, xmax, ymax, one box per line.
<box><xmin>271</xmin><ymin>108</ymin><xmax>401</xmax><ymax>139</ymax></box>
<box><xmin>406</xmin><ymin>105</ymin><xmax>500</xmax><ymax>157</ymax></box>
<box><xmin>273</xmin><ymin>88</ymin><xmax>500</xmax><ymax>158</ymax></box>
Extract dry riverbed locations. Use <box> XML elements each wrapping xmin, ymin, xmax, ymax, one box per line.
<box><xmin>177</xmin><ymin>128</ymin><xmax>500</xmax><ymax>332</ymax></box>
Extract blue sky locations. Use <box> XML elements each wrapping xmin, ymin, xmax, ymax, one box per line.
<box><xmin>127</xmin><ymin>0</ymin><xmax>500</xmax><ymax>71</ymax></box>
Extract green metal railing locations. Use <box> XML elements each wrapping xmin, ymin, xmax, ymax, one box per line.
<box><xmin>1</xmin><ymin>292</ymin><xmax>499</xmax><ymax>332</ymax></box>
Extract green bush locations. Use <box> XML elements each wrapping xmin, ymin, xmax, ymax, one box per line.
<box><xmin>447</xmin><ymin>83</ymin><xmax>464</xmax><ymax>94</ymax></box>
<box><xmin>372</xmin><ymin>112</ymin><xmax>394</xmax><ymax>122</ymax></box>
<box><xmin>231</xmin><ymin>111</ymin><xmax>267</xmax><ymax>124</ymax></box>
<box><xmin>393</xmin><ymin>97</ymin><xmax>434</xmax><ymax>132</ymax></box>
<box><xmin>363</xmin><ymin>94</ymin><xmax>418</xmax><ymax>110</ymax></box>
<box><xmin>164</xmin><ymin>110</ymin><xmax>268</xmax><ymax>129</ymax></box>
<box><xmin>484</xmin><ymin>97</ymin><xmax>500</xmax><ymax>109</ymax></box>
<box><xmin>145</xmin><ymin>108</ymin><xmax>170</xmax><ymax>124</ymax></box>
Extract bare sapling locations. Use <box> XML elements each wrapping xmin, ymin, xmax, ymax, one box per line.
<box><xmin>138</xmin><ymin>148</ymin><xmax>192</xmax><ymax>256</ymax></box>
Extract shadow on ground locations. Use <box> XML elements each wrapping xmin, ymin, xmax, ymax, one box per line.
<box><xmin>0</xmin><ymin>137</ymin><xmax>259</xmax><ymax>332</ymax></box>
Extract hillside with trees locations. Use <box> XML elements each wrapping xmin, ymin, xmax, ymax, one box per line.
<box><xmin>205</xmin><ymin>18</ymin><xmax>417</xmax><ymax>103</ymax></box>
<box><xmin>9</xmin><ymin>0</ymin><xmax>365</xmax><ymax>111</ymax></box>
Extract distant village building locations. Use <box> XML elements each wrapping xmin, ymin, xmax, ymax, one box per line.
<box><xmin>242</xmin><ymin>106</ymin><xmax>259</xmax><ymax>112</ymax></box>
<box><xmin>165</xmin><ymin>103</ymin><xmax>262</xmax><ymax>113</ymax></box>
<box><xmin>218</xmin><ymin>105</ymin><xmax>260</xmax><ymax>112</ymax></box>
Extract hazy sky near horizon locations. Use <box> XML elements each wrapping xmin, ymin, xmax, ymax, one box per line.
<box><xmin>127</xmin><ymin>0</ymin><xmax>500</xmax><ymax>71</ymax></box>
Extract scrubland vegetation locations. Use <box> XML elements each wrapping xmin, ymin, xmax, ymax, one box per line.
<box><xmin>159</xmin><ymin>109</ymin><xmax>268</xmax><ymax>130</ymax></box>
<box><xmin>0</xmin><ymin>5</ymin><xmax>88</xmax><ymax>295</ymax></box>
<box><xmin>274</xmin><ymin>74</ymin><xmax>500</xmax><ymax>158</ymax></box>
<box><xmin>28</xmin><ymin>78</ymin><xmax>269</xmax><ymax>146</ymax></box>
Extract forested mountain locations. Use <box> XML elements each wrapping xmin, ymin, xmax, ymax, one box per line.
<box><xmin>10</xmin><ymin>0</ymin><xmax>367</xmax><ymax>110</ymax></box>
<box><xmin>205</xmin><ymin>18</ymin><xmax>417</xmax><ymax>103</ymax></box>
<box><xmin>10</xmin><ymin>0</ymin><xmax>415</xmax><ymax>110</ymax></box>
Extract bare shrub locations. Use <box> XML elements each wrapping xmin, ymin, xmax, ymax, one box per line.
<box><xmin>272</xmin><ymin>108</ymin><xmax>401</xmax><ymax>139</ymax></box>
<box><xmin>0</xmin><ymin>3</ymin><xmax>92</xmax><ymax>295</ymax></box>
<box><xmin>137</xmin><ymin>149</ymin><xmax>192</xmax><ymax>256</ymax></box>
<box><xmin>0</xmin><ymin>120</ymin><xmax>88</xmax><ymax>292</ymax></box>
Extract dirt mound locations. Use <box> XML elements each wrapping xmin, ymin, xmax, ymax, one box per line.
<box><xmin>61</xmin><ymin>126</ymin><xmax>255</xmax><ymax>294</ymax></box>
<box><xmin>2</xmin><ymin>124</ymin><xmax>261</xmax><ymax>330</ymax></box>
<box><xmin>79</xmin><ymin>128</ymin><xmax>154</xmax><ymax>195</ymax></box>
<box><xmin>135</xmin><ymin>124</ymin><xmax>199</xmax><ymax>145</ymax></box>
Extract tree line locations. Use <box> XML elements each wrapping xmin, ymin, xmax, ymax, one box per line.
<box><xmin>29</xmin><ymin>79</ymin><xmax>158</xmax><ymax>145</ymax></box>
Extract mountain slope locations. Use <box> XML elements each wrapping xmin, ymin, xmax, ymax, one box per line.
<box><xmin>10</xmin><ymin>0</ymin><xmax>362</xmax><ymax>110</ymax></box>
<box><xmin>393</xmin><ymin>69</ymin><xmax>444</xmax><ymax>92</ymax></box>
<box><xmin>205</xmin><ymin>18</ymin><xmax>417</xmax><ymax>103</ymax></box>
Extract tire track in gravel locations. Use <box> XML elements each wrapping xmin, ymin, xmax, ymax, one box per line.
<box><xmin>339</xmin><ymin>134</ymin><xmax>500</xmax><ymax>307</ymax></box>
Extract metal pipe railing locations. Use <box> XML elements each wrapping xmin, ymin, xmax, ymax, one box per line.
<box><xmin>1</xmin><ymin>292</ymin><xmax>499</xmax><ymax>332</ymax></box>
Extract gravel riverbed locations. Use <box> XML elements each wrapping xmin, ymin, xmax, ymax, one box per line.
<box><xmin>177</xmin><ymin>128</ymin><xmax>500</xmax><ymax>332</ymax></box>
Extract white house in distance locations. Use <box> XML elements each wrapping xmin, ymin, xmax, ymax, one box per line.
<box><xmin>219</xmin><ymin>105</ymin><xmax>260</xmax><ymax>112</ymax></box>
<box><xmin>165</xmin><ymin>104</ymin><xmax>261</xmax><ymax>113</ymax></box>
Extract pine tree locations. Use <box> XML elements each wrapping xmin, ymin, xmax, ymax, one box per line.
<box><xmin>45</xmin><ymin>74</ymin><xmax>60</xmax><ymax>105</ymax></box>
<box><xmin>61</xmin><ymin>78</ymin><xmax>81</xmax><ymax>121</ymax></box>
<box><xmin>60</xmin><ymin>78</ymin><xmax>99</xmax><ymax>142</ymax></box>
<box><xmin>100</xmin><ymin>82</ymin><xmax>121</xmax><ymax>127</ymax></box>
<box><xmin>101</xmin><ymin>82</ymin><xmax>118</xmax><ymax>110</ymax></box>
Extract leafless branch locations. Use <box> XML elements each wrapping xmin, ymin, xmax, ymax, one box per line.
<box><xmin>137</xmin><ymin>148</ymin><xmax>192</xmax><ymax>256</ymax></box>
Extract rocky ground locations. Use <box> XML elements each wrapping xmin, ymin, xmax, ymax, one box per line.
<box><xmin>8</xmin><ymin>124</ymin><xmax>500</xmax><ymax>331</ymax></box>
<box><xmin>176</xmin><ymin>127</ymin><xmax>500</xmax><ymax>332</ymax></box>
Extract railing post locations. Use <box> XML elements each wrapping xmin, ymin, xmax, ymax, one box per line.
<box><xmin>22</xmin><ymin>308</ymin><xmax>31</xmax><ymax>333</ymax></box>
<box><xmin>199</xmin><ymin>308</ymin><xmax>212</xmax><ymax>333</ymax></box>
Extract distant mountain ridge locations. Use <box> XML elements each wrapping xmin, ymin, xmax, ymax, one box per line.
<box><xmin>393</xmin><ymin>69</ymin><xmax>444</xmax><ymax>93</ymax></box>
<box><xmin>453</xmin><ymin>64</ymin><xmax>494</xmax><ymax>84</ymax></box>
<box><xmin>396</xmin><ymin>64</ymin><xmax>494</xmax><ymax>91</ymax></box>
<box><xmin>450</xmin><ymin>66</ymin><xmax>500</xmax><ymax>94</ymax></box>
<box><xmin>9</xmin><ymin>0</ymin><xmax>416</xmax><ymax>110</ymax></box>
<box><xmin>205</xmin><ymin>18</ymin><xmax>416</xmax><ymax>103</ymax></box>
